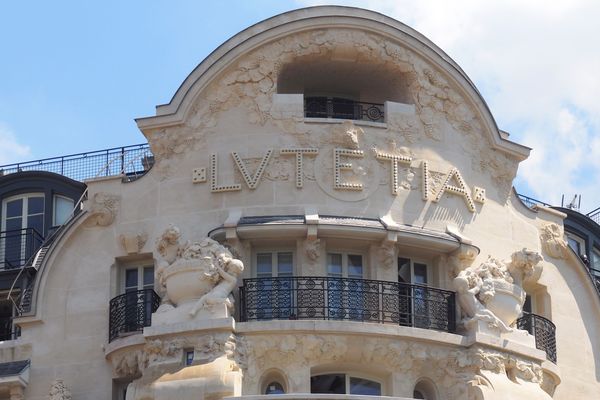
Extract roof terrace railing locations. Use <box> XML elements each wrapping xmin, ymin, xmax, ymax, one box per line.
<box><xmin>0</xmin><ymin>143</ymin><xmax>153</xmax><ymax>183</ymax></box>
<box><xmin>516</xmin><ymin>193</ymin><xmax>552</xmax><ymax>209</ymax></box>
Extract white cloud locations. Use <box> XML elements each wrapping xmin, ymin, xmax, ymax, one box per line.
<box><xmin>0</xmin><ymin>123</ymin><xmax>31</xmax><ymax>165</ymax></box>
<box><xmin>296</xmin><ymin>0</ymin><xmax>600</xmax><ymax>211</ymax></box>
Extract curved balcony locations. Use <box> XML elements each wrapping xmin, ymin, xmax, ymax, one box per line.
<box><xmin>516</xmin><ymin>313</ymin><xmax>557</xmax><ymax>363</ymax></box>
<box><xmin>239</xmin><ymin>276</ymin><xmax>456</xmax><ymax>333</ymax></box>
<box><xmin>109</xmin><ymin>289</ymin><xmax>160</xmax><ymax>343</ymax></box>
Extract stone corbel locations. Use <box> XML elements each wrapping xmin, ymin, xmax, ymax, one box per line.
<box><xmin>84</xmin><ymin>192</ymin><xmax>120</xmax><ymax>227</ymax></box>
<box><xmin>119</xmin><ymin>231</ymin><xmax>148</xmax><ymax>254</ymax></box>
<box><xmin>224</xmin><ymin>209</ymin><xmax>242</xmax><ymax>240</ymax></box>
<box><xmin>539</xmin><ymin>222</ymin><xmax>569</xmax><ymax>259</ymax></box>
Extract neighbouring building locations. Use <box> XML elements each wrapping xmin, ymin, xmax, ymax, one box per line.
<box><xmin>0</xmin><ymin>6</ymin><xmax>599</xmax><ymax>400</ymax></box>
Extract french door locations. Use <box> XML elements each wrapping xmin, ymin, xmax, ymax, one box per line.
<box><xmin>1</xmin><ymin>194</ymin><xmax>44</xmax><ymax>268</ymax></box>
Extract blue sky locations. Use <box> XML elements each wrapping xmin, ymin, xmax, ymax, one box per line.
<box><xmin>2</xmin><ymin>1</ymin><xmax>600</xmax><ymax>211</ymax></box>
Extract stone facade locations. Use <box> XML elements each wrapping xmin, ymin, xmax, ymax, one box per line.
<box><xmin>2</xmin><ymin>6</ymin><xmax>599</xmax><ymax>400</ymax></box>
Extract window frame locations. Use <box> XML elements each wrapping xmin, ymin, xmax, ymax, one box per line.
<box><xmin>310</xmin><ymin>372</ymin><xmax>384</xmax><ymax>396</ymax></box>
<box><xmin>52</xmin><ymin>194</ymin><xmax>75</xmax><ymax>227</ymax></box>
<box><xmin>397</xmin><ymin>256</ymin><xmax>430</xmax><ymax>285</ymax></box>
<box><xmin>326</xmin><ymin>251</ymin><xmax>366</xmax><ymax>279</ymax></box>
<box><xmin>1</xmin><ymin>192</ymin><xmax>45</xmax><ymax>233</ymax></box>
<box><xmin>565</xmin><ymin>232</ymin><xmax>586</xmax><ymax>256</ymax></box>
<box><xmin>252</xmin><ymin>249</ymin><xmax>296</xmax><ymax>278</ymax></box>
<box><xmin>121</xmin><ymin>262</ymin><xmax>155</xmax><ymax>295</ymax></box>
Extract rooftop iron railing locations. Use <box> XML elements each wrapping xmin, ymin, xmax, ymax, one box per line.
<box><xmin>304</xmin><ymin>97</ymin><xmax>385</xmax><ymax>122</ymax></box>
<box><xmin>516</xmin><ymin>193</ymin><xmax>552</xmax><ymax>209</ymax></box>
<box><xmin>516</xmin><ymin>313</ymin><xmax>557</xmax><ymax>363</ymax></box>
<box><xmin>239</xmin><ymin>276</ymin><xmax>456</xmax><ymax>333</ymax></box>
<box><xmin>108</xmin><ymin>288</ymin><xmax>160</xmax><ymax>342</ymax></box>
<box><xmin>0</xmin><ymin>143</ymin><xmax>153</xmax><ymax>183</ymax></box>
<box><xmin>0</xmin><ymin>228</ymin><xmax>44</xmax><ymax>270</ymax></box>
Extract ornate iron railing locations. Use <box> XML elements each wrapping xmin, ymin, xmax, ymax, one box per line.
<box><xmin>108</xmin><ymin>288</ymin><xmax>160</xmax><ymax>342</ymax></box>
<box><xmin>516</xmin><ymin>313</ymin><xmax>557</xmax><ymax>363</ymax></box>
<box><xmin>239</xmin><ymin>276</ymin><xmax>456</xmax><ymax>333</ymax></box>
<box><xmin>0</xmin><ymin>143</ymin><xmax>153</xmax><ymax>183</ymax></box>
<box><xmin>0</xmin><ymin>228</ymin><xmax>44</xmax><ymax>270</ymax></box>
<box><xmin>304</xmin><ymin>97</ymin><xmax>385</xmax><ymax>122</ymax></box>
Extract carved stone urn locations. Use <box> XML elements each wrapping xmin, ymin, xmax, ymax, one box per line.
<box><xmin>483</xmin><ymin>278</ymin><xmax>526</xmax><ymax>327</ymax></box>
<box><xmin>153</xmin><ymin>227</ymin><xmax>244</xmax><ymax>325</ymax></box>
<box><xmin>163</xmin><ymin>256</ymin><xmax>216</xmax><ymax>305</ymax></box>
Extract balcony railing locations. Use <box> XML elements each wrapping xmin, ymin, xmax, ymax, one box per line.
<box><xmin>304</xmin><ymin>97</ymin><xmax>385</xmax><ymax>123</ymax></box>
<box><xmin>0</xmin><ymin>143</ymin><xmax>153</xmax><ymax>183</ymax></box>
<box><xmin>516</xmin><ymin>313</ymin><xmax>557</xmax><ymax>363</ymax></box>
<box><xmin>239</xmin><ymin>276</ymin><xmax>456</xmax><ymax>333</ymax></box>
<box><xmin>108</xmin><ymin>288</ymin><xmax>160</xmax><ymax>342</ymax></box>
<box><xmin>0</xmin><ymin>228</ymin><xmax>44</xmax><ymax>270</ymax></box>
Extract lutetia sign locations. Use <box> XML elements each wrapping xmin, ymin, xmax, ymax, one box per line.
<box><xmin>192</xmin><ymin>146</ymin><xmax>486</xmax><ymax>214</ymax></box>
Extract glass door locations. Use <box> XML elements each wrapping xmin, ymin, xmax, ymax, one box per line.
<box><xmin>255</xmin><ymin>251</ymin><xmax>294</xmax><ymax>319</ymax></box>
<box><xmin>327</xmin><ymin>253</ymin><xmax>364</xmax><ymax>320</ymax></box>
<box><xmin>1</xmin><ymin>194</ymin><xmax>44</xmax><ymax>268</ymax></box>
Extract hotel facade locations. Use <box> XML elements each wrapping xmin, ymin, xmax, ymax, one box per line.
<box><xmin>0</xmin><ymin>6</ymin><xmax>599</xmax><ymax>400</ymax></box>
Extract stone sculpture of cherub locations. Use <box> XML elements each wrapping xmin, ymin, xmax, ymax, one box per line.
<box><xmin>189</xmin><ymin>252</ymin><xmax>244</xmax><ymax>316</ymax></box>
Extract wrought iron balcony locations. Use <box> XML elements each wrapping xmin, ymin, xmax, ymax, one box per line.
<box><xmin>0</xmin><ymin>228</ymin><xmax>44</xmax><ymax>270</ymax></box>
<box><xmin>239</xmin><ymin>276</ymin><xmax>456</xmax><ymax>333</ymax></box>
<box><xmin>108</xmin><ymin>288</ymin><xmax>160</xmax><ymax>342</ymax></box>
<box><xmin>516</xmin><ymin>313</ymin><xmax>557</xmax><ymax>363</ymax></box>
<box><xmin>304</xmin><ymin>96</ymin><xmax>385</xmax><ymax>122</ymax></box>
<box><xmin>0</xmin><ymin>143</ymin><xmax>152</xmax><ymax>183</ymax></box>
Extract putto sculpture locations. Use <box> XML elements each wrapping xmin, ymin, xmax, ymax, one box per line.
<box><xmin>453</xmin><ymin>248</ymin><xmax>542</xmax><ymax>337</ymax></box>
<box><xmin>153</xmin><ymin>226</ymin><xmax>244</xmax><ymax>323</ymax></box>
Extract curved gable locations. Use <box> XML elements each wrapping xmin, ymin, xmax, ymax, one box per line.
<box><xmin>135</xmin><ymin>6</ymin><xmax>530</xmax><ymax>161</ymax></box>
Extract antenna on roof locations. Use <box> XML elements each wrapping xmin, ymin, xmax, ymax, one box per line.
<box><xmin>565</xmin><ymin>194</ymin><xmax>581</xmax><ymax>211</ymax></box>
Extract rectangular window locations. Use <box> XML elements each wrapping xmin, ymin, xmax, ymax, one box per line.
<box><xmin>53</xmin><ymin>195</ymin><xmax>75</xmax><ymax>226</ymax></box>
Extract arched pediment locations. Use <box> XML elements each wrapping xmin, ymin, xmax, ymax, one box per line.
<box><xmin>135</xmin><ymin>6</ymin><xmax>530</xmax><ymax>161</ymax></box>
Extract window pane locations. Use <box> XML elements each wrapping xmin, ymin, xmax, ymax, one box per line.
<box><xmin>54</xmin><ymin>196</ymin><xmax>74</xmax><ymax>226</ymax></box>
<box><xmin>143</xmin><ymin>267</ymin><xmax>154</xmax><ymax>287</ymax></box>
<box><xmin>347</xmin><ymin>255</ymin><xmax>363</xmax><ymax>278</ymax></box>
<box><xmin>398</xmin><ymin>257</ymin><xmax>411</xmax><ymax>283</ymax></box>
<box><xmin>265</xmin><ymin>382</ymin><xmax>285</xmax><ymax>395</ymax></box>
<box><xmin>5</xmin><ymin>200</ymin><xmax>23</xmax><ymax>218</ymax></box>
<box><xmin>327</xmin><ymin>253</ymin><xmax>343</xmax><ymax>277</ymax></box>
<box><xmin>125</xmin><ymin>269</ymin><xmax>138</xmax><ymax>289</ymax></box>
<box><xmin>257</xmin><ymin>253</ymin><xmax>273</xmax><ymax>277</ymax></box>
<box><xmin>27</xmin><ymin>214</ymin><xmax>44</xmax><ymax>234</ymax></box>
<box><xmin>277</xmin><ymin>252</ymin><xmax>293</xmax><ymax>276</ymax></box>
<box><xmin>523</xmin><ymin>295</ymin><xmax>532</xmax><ymax>314</ymax></box>
<box><xmin>28</xmin><ymin>197</ymin><xmax>44</xmax><ymax>214</ymax></box>
<box><xmin>350</xmin><ymin>377</ymin><xmax>381</xmax><ymax>395</ymax></box>
<box><xmin>592</xmin><ymin>249</ymin><xmax>600</xmax><ymax>272</ymax></box>
<box><xmin>567</xmin><ymin>237</ymin><xmax>581</xmax><ymax>255</ymax></box>
<box><xmin>311</xmin><ymin>374</ymin><xmax>346</xmax><ymax>394</ymax></box>
<box><xmin>414</xmin><ymin>263</ymin><xmax>428</xmax><ymax>284</ymax></box>
<box><xmin>5</xmin><ymin>218</ymin><xmax>22</xmax><ymax>232</ymax></box>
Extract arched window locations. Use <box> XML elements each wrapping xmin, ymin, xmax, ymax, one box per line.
<box><xmin>260</xmin><ymin>370</ymin><xmax>288</xmax><ymax>395</ymax></box>
<box><xmin>413</xmin><ymin>379</ymin><xmax>438</xmax><ymax>400</ymax></box>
